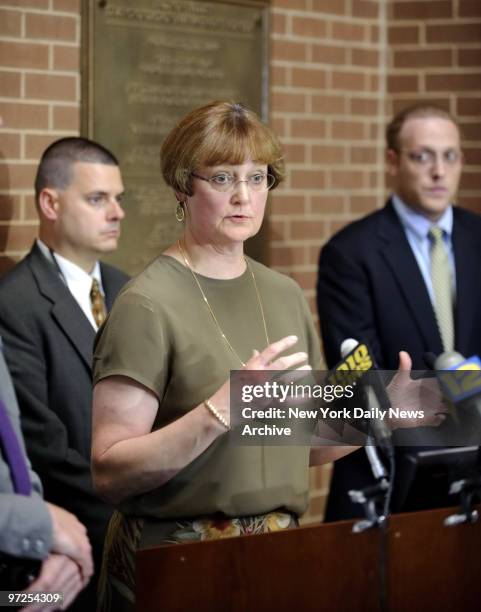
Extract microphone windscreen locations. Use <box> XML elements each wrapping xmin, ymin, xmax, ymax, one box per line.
<box><xmin>340</xmin><ymin>338</ymin><xmax>359</xmax><ymax>358</ymax></box>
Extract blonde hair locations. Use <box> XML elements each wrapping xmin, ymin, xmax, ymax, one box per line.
<box><xmin>161</xmin><ymin>101</ymin><xmax>285</xmax><ymax>196</ymax></box>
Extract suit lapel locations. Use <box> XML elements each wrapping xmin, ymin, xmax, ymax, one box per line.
<box><xmin>377</xmin><ymin>201</ymin><xmax>444</xmax><ymax>353</ymax></box>
<box><xmin>27</xmin><ymin>244</ymin><xmax>95</xmax><ymax>370</ymax></box>
<box><xmin>452</xmin><ymin>209</ymin><xmax>481</xmax><ymax>354</ymax></box>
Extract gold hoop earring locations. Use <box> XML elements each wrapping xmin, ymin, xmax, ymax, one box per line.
<box><xmin>175</xmin><ymin>201</ymin><xmax>185</xmax><ymax>223</ymax></box>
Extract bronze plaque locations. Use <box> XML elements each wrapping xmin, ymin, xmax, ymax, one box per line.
<box><xmin>82</xmin><ymin>0</ymin><xmax>269</xmax><ymax>274</ymax></box>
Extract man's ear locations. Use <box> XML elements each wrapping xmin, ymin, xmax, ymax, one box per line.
<box><xmin>38</xmin><ymin>188</ymin><xmax>60</xmax><ymax>220</ymax></box>
<box><xmin>386</xmin><ymin>148</ymin><xmax>399</xmax><ymax>177</ymax></box>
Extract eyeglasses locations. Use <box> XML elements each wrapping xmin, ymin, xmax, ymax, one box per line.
<box><xmin>401</xmin><ymin>149</ymin><xmax>461</xmax><ymax>167</ymax></box>
<box><xmin>191</xmin><ymin>172</ymin><xmax>276</xmax><ymax>193</ymax></box>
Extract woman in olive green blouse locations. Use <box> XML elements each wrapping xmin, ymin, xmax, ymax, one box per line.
<box><xmin>91</xmin><ymin>101</ymin><xmax>444</xmax><ymax>611</ymax></box>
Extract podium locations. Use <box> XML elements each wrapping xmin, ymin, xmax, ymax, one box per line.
<box><xmin>136</xmin><ymin>506</ymin><xmax>481</xmax><ymax>611</ymax></box>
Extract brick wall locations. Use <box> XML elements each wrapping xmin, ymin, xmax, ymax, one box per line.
<box><xmin>388</xmin><ymin>0</ymin><xmax>481</xmax><ymax>214</ymax></box>
<box><xmin>0</xmin><ymin>0</ymin><xmax>80</xmax><ymax>274</ymax></box>
<box><xmin>1</xmin><ymin>0</ymin><xmax>481</xmax><ymax>522</ymax></box>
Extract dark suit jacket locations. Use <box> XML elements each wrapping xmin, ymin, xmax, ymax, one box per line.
<box><xmin>317</xmin><ymin>200</ymin><xmax>481</xmax><ymax>520</ymax></box>
<box><xmin>0</xmin><ymin>243</ymin><xmax>129</xmax><ymax>605</ymax></box>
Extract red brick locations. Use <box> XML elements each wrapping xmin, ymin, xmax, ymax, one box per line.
<box><xmin>25</xmin><ymin>134</ymin><xmax>59</xmax><ymax>160</ymax></box>
<box><xmin>0</xmin><ymin>224</ymin><xmax>38</xmax><ymax>252</ymax></box>
<box><xmin>271</xmin><ymin>117</ymin><xmax>286</xmax><ymax>138</ymax></box>
<box><xmin>271</xmin><ymin>39</ymin><xmax>307</xmax><ymax>62</ymax></box>
<box><xmin>291</xmin><ymin>119</ymin><xmax>326</xmax><ymax>139</ymax></box>
<box><xmin>53</xmin><ymin>45</ymin><xmax>80</xmax><ymax>71</ymax></box>
<box><xmin>292</xmin><ymin>67</ymin><xmax>326</xmax><ymax>89</ymax></box>
<box><xmin>350</xmin><ymin>97</ymin><xmax>379</xmax><ymax>115</ymax></box>
<box><xmin>312</xmin><ymin>145</ymin><xmax>345</xmax><ymax>164</ymax></box>
<box><xmin>458</xmin><ymin>48</ymin><xmax>481</xmax><ymax>67</ymax></box>
<box><xmin>0</xmin><ymin>134</ymin><xmax>21</xmax><ymax>159</ymax></box>
<box><xmin>458</xmin><ymin>0</ymin><xmax>481</xmax><ymax>17</ymax></box>
<box><xmin>26</xmin><ymin>74</ymin><xmax>77</xmax><ymax>102</ymax></box>
<box><xmin>290</xmin><ymin>270</ymin><xmax>317</xmax><ymax>291</ymax></box>
<box><xmin>368</xmin><ymin>74</ymin><xmax>380</xmax><ymax>92</ymax></box>
<box><xmin>462</xmin><ymin>147</ymin><xmax>481</xmax><ymax>164</ymax></box>
<box><xmin>312</xmin><ymin>44</ymin><xmax>346</xmax><ymax>65</ymax></box>
<box><xmin>270</xmin><ymin>194</ymin><xmax>306</xmax><ymax>215</ymax></box>
<box><xmin>0</xmin><ymin>72</ymin><xmax>21</xmax><ymax>98</ymax></box>
<box><xmin>425</xmin><ymin>73</ymin><xmax>481</xmax><ymax>92</ymax></box>
<box><xmin>371</xmin><ymin>25</ymin><xmax>380</xmax><ymax>43</ymax></box>
<box><xmin>273</xmin><ymin>0</ymin><xmax>307</xmax><ymax>8</ymax></box>
<box><xmin>0</xmin><ymin>255</ymin><xmax>20</xmax><ymax>275</ymax></box>
<box><xmin>52</xmin><ymin>0</ymin><xmax>80</xmax><ymax>11</ymax></box>
<box><xmin>392</xmin><ymin>97</ymin><xmax>450</xmax><ymax>114</ymax></box>
<box><xmin>290</xmin><ymin>170</ymin><xmax>326</xmax><ymax>190</ymax></box>
<box><xmin>312</xmin><ymin>95</ymin><xmax>346</xmax><ymax>114</ymax></box>
<box><xmin>460</xmin><ymin>172</ymin><xmax>481</xmax><ymax>190</ymax></box>
<box><xmin>311</xmin><ymin>195</ymin><xmax>344</xmax><ymax>214</ymax></box>
<box><xmin>271</xmin><ymin>91</ymin><xmax>305</xmax><ymax>113</ymax></box>
<box><xmin>351</xmin><ymin>48</ymin><xmax>379</xmax><ymax>68</ymax></box>
<box><xmin>53</xmin><ymin>105</ymin><xmax>80</xmax><ymax>131</ymax></box>
<box><xmin>270</xmin><ymin>245</ymin><xmax>306</xmax><ymax>268</ymax></box>
<box><xmin>394</xmin><ymin>49</ymin><xmax>453</xmax><ymax>69</ymax></box>
<box><xmin>24</xmin><ymin>195</ymin><xmax>38</xmax><ymax>221</ymax></box>
<box><xmin>331</xmin><ymin>170</ymin><xmax>365</xmax><ymax>189</ymax></box>
<box><xmin>387</xmin><ymin>75</ymin><xmax>419</xmax><ymax>93</ymax></box>
<box><xmin>0</xmin><ymin>41</ymin><xmax>48</xmax><ymax>69</ymax></box>
<box><xmin>0</xmin><ymin>163</ymin><xmax>37</xmax><ymax>190</ymax></box>
<box><xmin>332</xmin><ymin>121</ymin><xmax>365</xmax><ymax>140</ymax></box>
<box><xmin>0</xmin><ymin>9</ymin><xmax>22</xmax><ymax>36</ymax></box>
<box><xmin>388</xmin><ymin>25</ymin><xmax>420</xmax><ymax>45</ymax></box>
<box><xmin>393</xmin><ymin>1</ymin><xmax>452</xmax><ymax>19</ymax></box>
<box><xmin>291</xmin><ymin>220</ymin><xmax>326</xmax><ymax>240</ymax></box>
<box><xmin>350</xmin><ymin>147</ymin><xmax>378</xmax><ymax>164</ymax></box>
<box><xmin>353</xmin><ymin>1</ymin><xmax>379</xmax><ymax>18</ymax></box>
<box><xmin>268</xmin><ymin>219</ymin><xmax>288</xmax><ymax>241</ymax></box>
<box><xmin>0</xmin><ymin>195</ymin><xmax>21</xmax><ymax>221</ymax></box>
<box><xmin>350</xmin><ymin>196</ymin><xmax>377</xmax><ymax>214</ymax></box>
<box><xmin>271</xmin><ymin>11</ymin><xmax>287</xmax><ymax>35</ymax></box>
<box><xmin>457</xmin><ymin>196</ymin><xmax>481</xmax><ymax>214</ymax></box>
<box><xmin>0</xmin><ymin>102</ymin><xmax>49</xmax><ymax>130</ymax></box>
<box><xmin>331</xmin><ymin>21</ymin><xmax>366</xmax><ymax>43</ymax></box>
<box><xmin>332</xmin><ymin>71</ymin><xmax>366</xmax><ymax>91</ymax></box>
<box><xmin>2</xmin><ymin>0</ymin><xmax>48</xmax><ymax>7</ymax></box>
<box><xmin>426</xmin><ymin>23</ymin><xmax>481</xmax><ymax>44</ymax></box>
<box><xmin>271</xmin><ymin>65</ymin><xmax>288</xmax><ymax>87</ymax></box>
<box><xmin>458</xmin><ymin>122</ymin><xmax>481</xmax><ymax>141</ymax></box>
<box><xmin>283</xmin><ymin>144</ymin><xmax>306</xmax><ymax>163</ymax></box>
<box><xmin>312</xmin><ymin>0</ymin><xmax>347</xmax><ymax>15</ymax></box>
<box><xmin>26</xmin><ymin>13</ymin><xmax>76</xmax><ymax>41</ymax></box>
<box><xmin>458</xmin><ymin>97</ymin><xmax>481</xmax><ymax>116</ymax></box>
<box><xmin>292</xmin><ymin>16</ymin><xmax>327</xmax><ymax>38</ymax></box>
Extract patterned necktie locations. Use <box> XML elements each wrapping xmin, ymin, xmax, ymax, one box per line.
<box><xmin>90</xmin><ymin>278</ymin><xmax>107</xmax><ymax>327</ymax></box>
<box><xmin>429</xmin><ymin>226</ymin><xmax>454</xmax><ymax>351</ymax></box>
<box><xmin>0</xmin><ymin>397</ymin><xmax>32</xmax><ymax>496</ymax></box>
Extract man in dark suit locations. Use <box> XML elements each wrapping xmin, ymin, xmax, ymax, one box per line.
<box><xmin>0</xmin><ymin>137</ymin><xmax>129</xmax><ymax>608</ymax></box>
<box><xmin>317</xmin><ymin>104</ymin><xmax>481</xmax><ymax>520</ymax></box>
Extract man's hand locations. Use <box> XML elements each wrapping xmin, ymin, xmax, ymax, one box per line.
<box><xmin>20</xmin><ymin>553</ymin><xmax>83</xmax><ymax>611</ymax></box>
<box><xmin>45</xmin><ymin>503</ymin><xmax>93</xmax><ymax>586</ymax></box>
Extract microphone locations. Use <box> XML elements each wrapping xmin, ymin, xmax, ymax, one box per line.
<box><xmin>337</xmin><ymin>338</ymin><xmax>394</xmax><ymax>456</ymax></box>
<box><xmin>433</xmin><ymin>351</ymin><xmax>481</xmax><ymax>425</ymax></box>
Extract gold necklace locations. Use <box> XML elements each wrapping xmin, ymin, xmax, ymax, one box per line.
<box><xmin>177</xmin><ymin>239</ymin><xmax>269</xmax><ymax>367</ymax></box>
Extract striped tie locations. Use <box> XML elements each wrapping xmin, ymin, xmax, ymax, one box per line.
<box><xmin>90</xmin><ymin>278</ymin><xmax>107</xmax><ymax>327</ymax></box>
<box><xmin>429</xmin><ymin>227</ymin><xmax>454</xmax><ymax>351</ymax></box>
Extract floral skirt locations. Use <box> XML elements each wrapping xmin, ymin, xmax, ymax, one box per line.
<box><xmin>97</xmin><ymin>510</ymin><xmax>298</xmax><ymax>612</ymax></box>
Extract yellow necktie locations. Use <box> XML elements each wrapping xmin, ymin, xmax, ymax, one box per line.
<box><xmin>429</xmin><ymin>227</ymin><xmax>454</xmax><ymax>351</ymax></box>
<box><xmin>90</xmin><ymin>278</ymin><xmax>106</xmax><ymax>327</ymax></box>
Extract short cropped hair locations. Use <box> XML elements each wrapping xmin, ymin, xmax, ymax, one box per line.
<box><xmin>160</xmin><ymin>101</ymin><xmax>285</xmax><ymax>196</ymax></box>
<box><xmin>34</xmin><ymin>137</ymin><xmax>119</xmax><ymax>203</ymax></box>
<box><xmin>386</xmin><ymin>104</ymin><xmax>461</xmax><ymax>152</ymax></box>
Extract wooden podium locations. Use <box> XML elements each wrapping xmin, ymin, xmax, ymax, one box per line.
<box><xmin>136</xmin><ymin>506</ymin><xmax>481</xmax><ymax>611</ymax></box>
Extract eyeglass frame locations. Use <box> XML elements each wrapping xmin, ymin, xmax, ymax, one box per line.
<box><xmin>191</xmin><ymin>171</ymin><xmax>276</xmax><ymax>193</ymax></box>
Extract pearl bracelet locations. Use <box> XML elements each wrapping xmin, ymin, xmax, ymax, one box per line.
<box><xmin>204</xmin><ymin>399</ymin><xmax>230</xmax><ymax>430</ymax></box>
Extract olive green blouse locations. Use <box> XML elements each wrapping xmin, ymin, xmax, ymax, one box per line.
<box><xmin>93</xmin><ymin>255</ymin><xmax>321</xmax><ymax>519</ymax></box>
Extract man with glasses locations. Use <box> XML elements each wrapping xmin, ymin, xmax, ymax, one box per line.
<box><xmin>316</xmin><ymin>104</ymin><xmax>481</xmax><ymax>520</ymax></box>
<box><xmin>0</xmin><ymin>137</ymin><xmax>129</xmax><ymax>608</ymax></box>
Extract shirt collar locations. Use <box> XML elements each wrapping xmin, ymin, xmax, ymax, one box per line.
<box><xmin>391</xmin><ymin>194</ymin><xmax>453</xmax><ymax>240</ymax></box>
